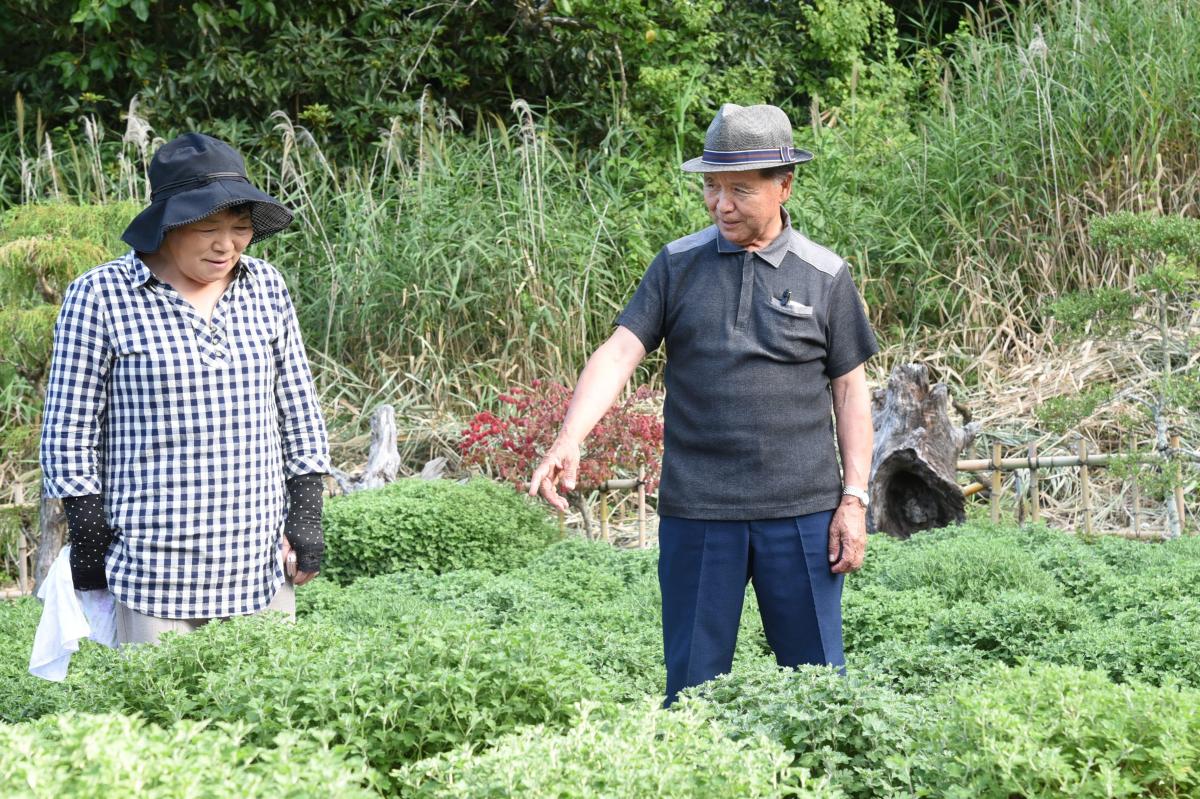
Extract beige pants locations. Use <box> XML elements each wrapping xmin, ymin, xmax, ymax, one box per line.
<box><xmin>115</xmin><ymin>580</ymin><xmax>296</xmax><ymax>646</ymax></box>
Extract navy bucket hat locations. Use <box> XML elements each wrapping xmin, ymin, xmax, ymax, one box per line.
<box><xmin>122</xmin><ymin>133</ymin><xmax>293</xmax><ymax>253</ymax></box>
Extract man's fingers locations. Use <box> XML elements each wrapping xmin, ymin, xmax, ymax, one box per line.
<box><xmin>828</xmin><ymin>521</ymin><xmax>843</xmax><ymax>564</ymax></box>
<box><xmin>831</xmin><ymin>535</ymin><xmax>866</xmax><ymax>574</ymax></box>
<box><xmin>538</xmin><ymin>476</ymin><xmax>569</xmax><ymax>512</ymax></box>
<box><xmin>561</xmin><ymin>455</ymin><xmax>579</xmax><ymax>492</ymax></box>
<box><xmin>851</xmin><ymin>538</ymin><xmax>867</xmax><ymax>571</ymax></box>
<box><xmin>528</xmin><ymin>456</ymin><xmax>558</xmax><ymax>496</ymax></box>
<box><xmin>528</xmin><ymin>463</ymin><xmax>549</xmax><ymax>496</ymax></box>
<box><xmin>544</xmin><ymin>479</ymin><xmax>566</xmax><ymax>511</ymax></box>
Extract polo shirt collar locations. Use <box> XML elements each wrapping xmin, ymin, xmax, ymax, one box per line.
<box><xmin>122</xmin><ymin>250</ymin><xmax>259</xmax><ymax>287</ymax></box>
<box><xmin>715</xmin><ymin>207</ymin><xmax>794</xmax><ymax>269</ymax></box>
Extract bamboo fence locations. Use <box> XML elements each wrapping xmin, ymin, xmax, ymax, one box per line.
<box><xmin>960</xmin><ymin>435</ymin><xmax>1190</xmax><ymax>539</ymax></box>
<box><xmin>583</xmin><ymin>435</ymin><xmax>1193</xmax><ymax>544</ymax></box>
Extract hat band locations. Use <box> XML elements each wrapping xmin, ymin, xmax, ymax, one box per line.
<box><xmin>151</xmin><ymin>171</ymin><xmax>249</xmax><ymax>201</ymax></box>
<box><xmin>702</xmin><ymin>146</ymin><xmax>799</xmax><ymax>165</ymax></box>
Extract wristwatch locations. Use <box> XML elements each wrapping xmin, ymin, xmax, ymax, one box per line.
<box><xmin>842</xmin><ymin>486</ymin><xmax>870</xmax><ymax>509</ymax></box>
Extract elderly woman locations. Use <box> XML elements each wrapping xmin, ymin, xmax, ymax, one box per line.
<box><xmin>39</xmin><ymin>133</ymin><xmax>330</xmax><ymax>645</ymax></box>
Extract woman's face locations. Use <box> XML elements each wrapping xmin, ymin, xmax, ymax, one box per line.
<box><xmin>156</xmin><ymin>207</ymin><xmax>254</xmax><ymax>286</ymax></box>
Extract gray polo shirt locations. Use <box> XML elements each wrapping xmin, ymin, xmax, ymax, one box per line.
<box><xmin>617</xmin><ymin>208</ymin><xmax>878</xmax><ymax>520</ymax></box>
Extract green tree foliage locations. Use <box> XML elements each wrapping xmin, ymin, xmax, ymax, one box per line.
<box><xmin>2</xmin><ymin>0</ymin><xmax>901</xmax><ymax>149</ymax></box>
<box><xmin>1043</xmin><ymin>211</ymin><xmax>1199</xmax><ymax>535</ymax></box>
<box><xmin>320</xmin><ymin>477</ymin><xmax>559</xmax><ymax>583</ymax></box>
<box><xmin>0</xmin><ymin>203</ymin><xmax>128</xmax><ymax>466</ymax></box>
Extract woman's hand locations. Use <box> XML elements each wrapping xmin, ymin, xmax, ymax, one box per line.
<box><xmin>280</xmin><ymin>535</ymin><xmax>318</xmax><ymax>586</ymax></box>
<box><xmin>282</xmin><ymin>473</ymin><xmax>325</xmax><ymax>585</ymax></box>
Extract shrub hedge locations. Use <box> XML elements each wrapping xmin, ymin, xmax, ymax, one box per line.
<box><xmin>319</xmin><ymin>478</ymin><xmax>559</xmax><ymax>583</ymax></box>
<box><xmin>399</xmin><ymin>700</ymin><xmax>835</xmax><ymax>799</ymax></box>
<box><xmin>0</xmin><ymin>713</ymin><xmax>378</xmax><ymax>798</ymax></box>
<box><xmin>917</xmin><ymin>663</ymin><xmax>1200</xmax><ymax>798</ymax></box>
<box><xmin>74</xmin><ymin>609</ymin><xmax>609</xmax><ymax>791</ymax></box>
<box><xmin>5</xmin><ymin>522</ymin><xmax>1200</xmax><ymax>796</ymax></box>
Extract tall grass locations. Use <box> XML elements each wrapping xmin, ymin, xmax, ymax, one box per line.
<box><xmin>818</xmin><ymin>0</ymin><xmax>1200</xmax><ymax>361</ymax></box>
<box><xmin>252</xmin><ymin>106</ymin><xmax>689</xmax><ymax>417</ymax></box>
<box><xmin>2</xmin><ymin>0</ymin><xmax>1197</xmax><ymax>419</ymax></box>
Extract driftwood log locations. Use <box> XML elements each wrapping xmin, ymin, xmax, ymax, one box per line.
<box><xmin>331</xmin><ymin>404</ymin><xmax>445</xmax><ymax>494</ymax></box>
<box><xmin>332</xmin><ymin>404</ymin><xmax>403</xmax><ymax>493</ymax></box>
<box><xmin>868</xmin><ymin>364</ymin><xmax>979</xmax><ymax>538</ymax></box>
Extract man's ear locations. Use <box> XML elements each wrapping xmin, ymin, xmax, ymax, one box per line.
<box><xmin>779</xmin><ymin>172</ymin><xmax>795</xmax><ymax>203</ymax></box>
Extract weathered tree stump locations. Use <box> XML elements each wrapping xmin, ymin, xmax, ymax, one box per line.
<box><xmin>331</xmin><ymin>404</ymin><xmax>446</xmax><ymax>493</ymax></box>
<box><xmin>868</xmin><ymin>364</ymin><xmax>979</xmax><ymax>538</ymax></box>
<box><xmin>32</xmin><ymin>495</ymin><xmax>66</xmax><ymax>594</ymax></box>
<box><xmin>331</xmin><ymin>404</ymin><xmax>403</xmax><ymax>494</ymax></box>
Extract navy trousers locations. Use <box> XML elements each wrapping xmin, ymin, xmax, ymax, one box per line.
<box><xmin>658</xmin><ymin>511</ymin><xmax>845</xmax><ymax>705</ymax></box>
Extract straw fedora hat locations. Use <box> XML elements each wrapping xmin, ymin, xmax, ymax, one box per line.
<box><xmin>681</xmin><ymin>103</ymin><xmax>813</xmax><ymax>173</ymax></box>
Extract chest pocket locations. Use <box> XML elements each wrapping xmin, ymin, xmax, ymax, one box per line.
<box><xmin>756</xmin><ymin>296</ymin><xmax>825</xmax><ymax>363</ymax></box>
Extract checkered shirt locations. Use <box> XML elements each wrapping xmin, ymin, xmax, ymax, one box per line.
<box><xmin>40</xmin><ymin>251</ymin><xmax>330</xmax><ymax>619</ymax></box>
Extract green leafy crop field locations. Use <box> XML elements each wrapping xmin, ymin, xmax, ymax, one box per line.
<box><xmin>3</xmin><ymin>516</ymin><xmax>1199</xmax><ymax>798</ymax></box>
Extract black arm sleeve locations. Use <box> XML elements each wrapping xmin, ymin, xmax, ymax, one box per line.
<box><xmin>284</xmin><ymin>473</ymin><xmax>325</xmax><ymax>573</ymax></box>
<box><xmin>62</xmin><ymin>493</ymin><xmax>114</xmax><ymax>591</ymax></box>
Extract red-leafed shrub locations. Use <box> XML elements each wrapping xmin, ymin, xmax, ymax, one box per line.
<box><xmin>460</xmin><ymin>380</ymin><xmax>663</xmax><ymax>494</ymax></box>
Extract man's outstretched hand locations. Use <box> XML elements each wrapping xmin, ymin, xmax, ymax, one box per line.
<box><xmin>528</xmin><ymin>438</ymin><xmax>581</xmax><ymax>512</ymax></box>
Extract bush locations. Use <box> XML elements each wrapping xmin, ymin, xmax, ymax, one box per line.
<box><xmin>872</xmin><ymin>525</ymin><xmax>1058</xmax><ymax>603</ymax></box>
<box><xmin>77</xmin><ymin>609</ymin><xmax>611</xmax><ymax>791</ymax></box>
<box><xmin>0</xmin><ymin>203</ymin><xmax>136</xmax><ymax>252</ymax></box>
<box><xmin>918</xmin><ymin>663</ymin><xmax>1200</xmax><ymax>798</ymax></box>
<box><xmin>841</xmin><ymin>582</ymin><xmax>945</xmax><ymax>653</ymax></box>
<box><xmin>1018</xmin><ymin>526</ymin><xmax>1117</xmax><ymax>600</ymax></box>
<box><xmin>304</xmin><ymin>540</ymin><xmax>670</xmax><ymax>700</ymax></box>
<box><xmin>684</xmin><ymin>662</ymin><xmax>931</xmax><ymax>799</ymax></box>
<box><xmin>1078</xmin><ymin>539</ymin><xmax>1200</xmax><ymax>617</ymax></box>
<box><xmin>0</xmin><ymin>237</ymin><xmax>109</xmax><ymax>306</ymax></box>
<box><xmin>460</xmin><ymin>380</ymin><xmax>663</xmax><ymax>495</ymax></box>
<box><xmin>0</xmin><ymin>202</ymin><xmax>133</xmax><ymax>466</ymax></box>
<box><xmin>928</xmin><ymin>590</ymin><xmax>1085</xmax><ymax>665</ymax></box>
<box><xmin>1044</xmin><ymin>601</ymin><xmax>1200</xmax><ymax>688</ymax></box>
<box><xmin>0</xmin><ymin>305</ymin><xmax>58</xmax><ymax>382</ymax></box>
<box><xmin>0</xmin><ymin>598</ymin><xmax>74</xmax><ymax>723</ymax></box>
<box><xmin>852</xmin><ymin>640</ymin><xmax>991</xmax><ymax>697</ymax></box>
<box><xmin>0</xmin><ymin>712</ymin><xmax>378</xmax><ymax>798</ymax></box>
<box><xmin>399</xmin><ymin>700</ymin><xmax>834</xmax><ymax>799</ymax></box>
<box><xmin>320</xmin><ymin>477</ymin><xmax>558</xmax><ymax>583</ymax></box>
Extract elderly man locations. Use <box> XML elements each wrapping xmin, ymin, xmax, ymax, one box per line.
<box><xmin>529</xmin><ymin>103</ymin><xmax>877</xmax><ymax>704</ymax></box>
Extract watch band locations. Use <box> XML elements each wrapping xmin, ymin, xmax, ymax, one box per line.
<box><xmin>842</xmin><ymin>486</ymin><xmax>870</xmax><ymax>508</ymax></box>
